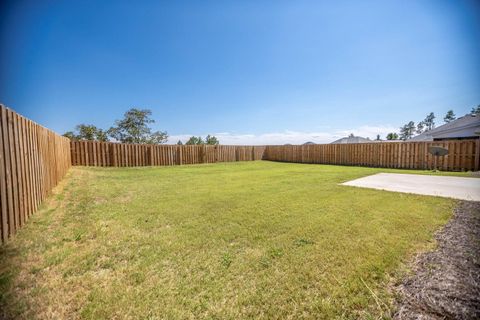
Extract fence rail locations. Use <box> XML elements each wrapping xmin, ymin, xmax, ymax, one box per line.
<box><xmin>264</xmin><ymin>140</ymin><xmax>480</xmax><ymax>171</ymax></box>
<box><xmin>0</xmin><ymin>105</ymin><xmax>71</xmax><ymax>243</ymax></box>
<box><xmin>70</xmin><ymin>141</ymin><xmax>266</xmax><ymax>166</ymax></box>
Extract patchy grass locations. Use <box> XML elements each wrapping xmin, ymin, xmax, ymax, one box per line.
<box><xmin>0</xmin><ymin>161</ymin><xmax>467</xmax><ymax>319</ymax></box>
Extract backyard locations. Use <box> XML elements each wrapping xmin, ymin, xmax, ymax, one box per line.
<box><xmin>0</xmin><ymin>161</ymin><xmax>466</xmax><ymax>319</ymax></box>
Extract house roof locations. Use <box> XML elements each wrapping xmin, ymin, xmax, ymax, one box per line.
<box><xmin>330</xmin><ymin>136</ymin><xmax>371</xmax><ymax>144</ymax></box>
<box><xmin>411</xmin><ymin>114</ymin><xmax>480</xmax><ymax>141</ymax></box>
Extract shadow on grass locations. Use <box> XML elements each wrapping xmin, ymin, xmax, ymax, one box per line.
<box><xmin>0</xmin><ymin>244</ymin><xmax>23</xmax><ymax>320</ymax></box>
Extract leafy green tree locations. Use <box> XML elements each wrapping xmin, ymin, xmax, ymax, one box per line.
<box><xmin>184</xmin><ymin>135</ymin><xmax>220</xmax><ymax>145</ymax></box>
<box><xmin>205</xmin><ymin>135</ymin><xmax>219</xmax><ymax>145</ymax></box>
<box><xmin>146</xmin><ymin>131</ymin><xmax>169</xmax><ymax>144</ymax></box>
<box><xmin>399</xmin><ymin>121</ymin><xmax>415</xmax><ymax>140</ymax></box>
<box><xmin>386</xmin><ymin>132</ymin><xmax>399</xmax><ymax>140</ymax></box>
<box><xmin>471</xmin><ymin>105</ymin><xmax>480</xmax><ymax>115</ymax></box>
<box><xmin>443</xmin><ymin>110</ymin><xmax>456</xmax><ymax>123</ymax></box>
<box><xmin>375</xmin><ymin>134</ymin><xmax>381</xmax><ymax>141</ymax></box>
<box><xmin>185</xmin><ymin>136</ymin><xmax>204</xmax><ymax>145</ymax></box>
<box><xmin>107</xmin><ymin>108</ymin><xmax>168</xmax><ymax>144</ymax></box>
<box><xmin>177</xmin><ymin>140</ymin><xmax>183</xmax><ymax>145</ymax></box>
<box><xmin>423</xmin><ymin>112</ymin><xmax>435</xmax><ymax>131</ymax></box>
<box><xmin>63</xmin><ymin>124</ymin><xmax>108</xmax><ymax>141</ymax></box>
<box><xmin>63</xmin><ymin>131</ymin><xmax>76</xmax><ymax>140</ymax></box>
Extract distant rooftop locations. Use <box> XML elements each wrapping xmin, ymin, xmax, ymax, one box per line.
<box><xmin>330</xmin><ymin>136</ymin><xmax>371</xmax><ymax>144</ymax></box>
<box><xmin>411</xmin><ymin>114</ymin><xmax>480</xmax><ymax>141</ymax></box>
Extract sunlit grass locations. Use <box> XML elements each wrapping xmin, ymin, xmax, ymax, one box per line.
<box><xmin>0</xmin><ymin>161</ymin><xmax>465</xmax><ymax>319</ymax></box>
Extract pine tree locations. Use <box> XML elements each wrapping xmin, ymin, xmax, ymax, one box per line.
<box><xmin>423</xmin><ymin>112</ymin><xmax>435</xmax><ymax>131</ymax></box>
<box><xmin>443</xmin><ymin>110</ymin><xmax>456</xmax><ymax>123</ymax></box>
<box><xmin>399</xmin><ymin>121</ymin><xmax>415</xmax><ymax>140</ymax></box>
<box><xmin>470</xmin><ymin>105</ymin><xmax>480</xmax><ymax>115</ymax></box>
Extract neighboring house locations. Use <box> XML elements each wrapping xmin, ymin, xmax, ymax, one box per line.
<box><xmin>330</xmin><ymin>136</ymin><xmax>371</xmax><ymax>144</ymax></box>
<box><xmin>411</xmin><ymin>114</ymin><xmax>480</xmax><ymax>141</ymax></box>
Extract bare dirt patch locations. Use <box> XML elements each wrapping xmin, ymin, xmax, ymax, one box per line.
<box><xmin>394</xmin><ymin>201</ymin><xmax>480</xmax><ymax>319</ymax></box>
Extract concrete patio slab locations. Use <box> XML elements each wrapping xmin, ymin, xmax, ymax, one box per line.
<box><xmin>341</xmin><ymin>173</ymin><xmax>480</xmax><ymax>201</ymax></box>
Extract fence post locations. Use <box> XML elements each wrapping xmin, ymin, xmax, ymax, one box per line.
<box><xmin>475</xmin><ymin>139</ymin><xmax>480</xmax><ymax>172</ymax></box>
<box><xmin>148</xmin><ymin>145</ymin><xmax>153</xmax><ymax>166</ymax></box>
<box><xmin>177</xmin><ymin>145</ymin><xmax>183</xmax><ymax>165</ymax></box>
<box><xmin>201</xmin><ymin>145</ymin><xmax>206</xmax><ymax>163</ymax></box>
<box><xmin>109</xmin><ymin>143</ymin><xmax>115</xmax><ymax>167</ymax></box>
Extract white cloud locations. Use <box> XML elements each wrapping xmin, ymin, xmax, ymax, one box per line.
<box><xmin>168</xmin><ymin>124</ymin><xmax>398</xmax><ymax>145</ymax></box>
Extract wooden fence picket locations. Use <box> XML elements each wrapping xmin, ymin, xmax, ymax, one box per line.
<box><xmin>0</xmin><ymin>105</ymin><xmax>71</xmax><ymax>244</ymax></box>
<box><xmin>69</xmin><ymin>141</ymin><xmax>266</xmax><ymax>167</ymax></box>
<box><xmin>263</xmin><ymin>141</ymin><xmax>479</xmax><ymax>171</ymax></box>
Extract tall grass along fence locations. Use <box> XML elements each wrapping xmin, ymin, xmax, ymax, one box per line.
<box><xmin>264</xmin><ymin>140</ymin><xmax>480</xmax><ymax>171</ymax></box>
<box><xmin>0</xmin><ymin>105</ymin><xmax>71</xmax><ymax>243</ymax></box>
<box><xmin>70</xmin><ymin>141</ymin><xmax>265</xmax><ymax>166</ymax></box>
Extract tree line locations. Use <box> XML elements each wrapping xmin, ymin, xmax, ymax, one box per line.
<box><xmin>384</xmin><ymin>104</ymin><xmax>480</xmax><ymax>141</ymax></box>
<box><xmin>63</xmin><ymin>108</ymin><xmax>219</xmax><ymax>145</ymax></box>
<box><xmin>65</xmin><ymin>105</ymin><xmax>479</xmax><ymax>145</ymax></box>
<box><xmin>177</xmin><ymin>135</ymin><xmax>219</xmax><ymax>145</ymax></box>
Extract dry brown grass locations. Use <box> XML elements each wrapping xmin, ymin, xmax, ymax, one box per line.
<box><xmin>394</xmin><ymin>201</ymin><xmax>480</xmax><ymax>319</ymax></box>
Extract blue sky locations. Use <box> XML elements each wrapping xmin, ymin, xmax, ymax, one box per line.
<box><xmin>1</xmin><ymin>0</ymin><xmax>479</xmax><ymax>144</ymax></box>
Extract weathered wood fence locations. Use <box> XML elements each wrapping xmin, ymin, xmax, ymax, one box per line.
<box><xmin>264</xmin><ymin>140</ymin><xmax>480</xmax><ymax>171</ymax></box>
<box><xmin>70</xmin><ymin>141</ymin><xmax>265</xmax><ymax>166</ymax></box>
<box><xmin>0</xmin><ymin>105</ymin><xmax>71</xmax><ymax>243</ymax></box>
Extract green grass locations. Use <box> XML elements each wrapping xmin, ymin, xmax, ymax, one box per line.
<box><xmin>0</xmin><ymin>161</ymin><xmax>469</xmax><ymax>319</ymax></box>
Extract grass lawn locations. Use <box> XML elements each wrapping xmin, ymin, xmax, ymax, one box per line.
<box><xmin>0</xmin><ymin>161</ymin><xmax>466</xmax><ymax>319</ymax></box>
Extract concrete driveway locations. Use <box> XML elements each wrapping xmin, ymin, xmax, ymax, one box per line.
<box><xmin>341</xmin><ymin>173</ymin><xmax>480</xmax><ymax>201</ymax></box>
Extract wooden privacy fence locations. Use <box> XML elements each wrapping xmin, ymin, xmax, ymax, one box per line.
<box><xmin>263</xmin><ymin>140</ymin><xmax>480</xmax><ymax>171</ymax></box>
<box><xmin>70</xmin><ymin>141</ymin><xmax>266</xmax><ymax>166</ymax></box>
<box><xmin>1</xmin><ymin>104</ymin><xmax>480</xmax><ymax>244</ymax></box>
<box><xmin>71</xmin><ymin>140</ymin><xmax>480</xmax><ymax>171</ymax></box>
<box><xmin>0</xmin><ymin>105</ymin><xmax>71</xmax><ymax>243</ymax></box>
